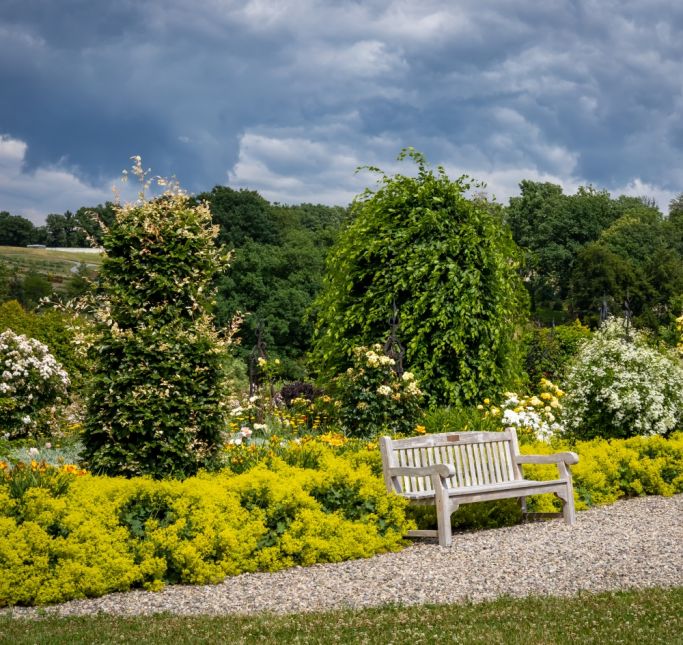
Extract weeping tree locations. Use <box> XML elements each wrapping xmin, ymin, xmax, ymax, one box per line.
<box><xmin>311</xmin><ymin>149</ymin><xmax>527</xmax><ymax>406</ymax></box>
<box><xmin>82</xmin><ymin>162</ymin><xmax>233</xmax><ymax>478</ymax></box>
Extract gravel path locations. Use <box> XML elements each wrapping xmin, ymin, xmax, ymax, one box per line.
<box><xmin>5</xmin><ymin>495</ymin><xmax>682</xmax><ymax>618</ymax></box>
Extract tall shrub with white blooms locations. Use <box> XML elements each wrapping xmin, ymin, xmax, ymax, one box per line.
<box><xmin>0</xmin><ymin>330</ymin><xmax>69</xmax><ymax>438</ymax></box>
<box><xmin>81</xmin><ymin>159</ymin><xmax>233</xmax><ymax>478</ymax></box>
<box><xmin>561</xmin><ymin>318</ymin><xmax>683</xmax><ymax>440</ymax></box>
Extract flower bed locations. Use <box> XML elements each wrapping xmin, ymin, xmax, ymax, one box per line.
<box><xmin>0</xmin><ymin>446</ymin><xmax>410</xmax><ymax>607</ymax></box>
<box><xmin>1</xmin><ymin>430</ymin><xmax>682</xmax><ymax>607</ymax></box>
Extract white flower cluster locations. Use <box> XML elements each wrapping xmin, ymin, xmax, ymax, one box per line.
<box><xmin>0</xmin><ymin>331</ymin><xmax>70</xmax><ymax>394</ymax></box>
<box><xmin>0</xmin><ymin>330</ymin><xmax>70</xmax><ymax>432</ymax></box>
<box><xmin>562</xmin><ymin>318</ymin><xmax>683</xmax><ymax>438</ymax></box>
<box><xmin>363</xmin><ymin>345</ymin><xmax>396</xmax><ymax>369</ymax></box>
<box><xmin>499</xmin><ymin>393</ymin><xmax>563</xmax><ymax>442</ymax></box>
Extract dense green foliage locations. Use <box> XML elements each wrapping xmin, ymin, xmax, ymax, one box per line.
<box><xmin>570</xmin><ymin>204</ymin><xmax>683</xmax><ymax>330</ymax></box>
<box><xmin>507</xmin><ymin>185</ymin><xmax>683</xmax><ymax>334</ymax></box>
<box><xmin>0</xmin><ymin>204</ymin><xmax>116</xmax><ymax>248</ymax></box>
<box><xmin>4</xmin><ymin>180</ymin><xmax>681</xmax><ymax>368</ymax></box>
<box><xmin>523</xmin><ymin>321</ymin><xmax>591</xmax><ymax>385</ymax></box>
<box><xmin>506</xmin><ymin>182</ymin><xmax>620</xmax><ymax>311</ymax></box>
<box><xmin>199</xmin><ymin>187</ymin><xmax>347</xmax><ymax>376</ymax></box>
<box><xmin>0</xmin><ymin>450</ymin><xmax>410</xmax><ymax>607</ymax></box>
<box><xmin>81</xmin><ymin>180</ymin><xmax>232</xmax><ymax>479</ymax></box>
<box><xmin>0</xmin><ymin>212</ymin><xmax>37</xmax><ymax>246</ymax></box>
<box><xmin>313</xmin><ymin>150</ymin><xmax>527</xmax><ymax>406</ymax></box>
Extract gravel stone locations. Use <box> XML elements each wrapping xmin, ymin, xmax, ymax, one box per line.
<box><xmin>4</xmin><ymin>494</ymin><xmax>682</xmax><ymax>618</ymax></box>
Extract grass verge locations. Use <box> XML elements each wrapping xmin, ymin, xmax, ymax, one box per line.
<box><xmin>1</xmin><ymin>587</ymin><xmax>681</xmax><ymax>644</ymax></box>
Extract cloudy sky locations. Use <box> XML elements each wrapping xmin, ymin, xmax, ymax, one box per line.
<box><xmin>1</xmin><ymin>0</ymin><xmax>682</xmax><ymax>223</ymax></box>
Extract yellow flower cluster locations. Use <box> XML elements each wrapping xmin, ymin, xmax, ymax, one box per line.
<box><xmin>60</xmin><ymin>464</ymin><xmax>88</xmax><ymax>476</ymax></box>
<box><xmin>318</xmin><ymin>431</ymin><xmax>348</xmax><ymax>447</ymax></box>
<box><xmin>0</xmin><ymin>460</ymin><xmax>88</xmax><ymax>477</ymax></box>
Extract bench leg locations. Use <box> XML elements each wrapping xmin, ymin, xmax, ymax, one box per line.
<box><xmin>435</xmin><ymin>493</ymin><xmax>454</xmax><ymax>547</ymax></box>
<box><xmin>518</xmin><ymin>496</ymin><xmax>527</xmax><ymax>516</ymax></box>
<box><xmin>556</xmin><ymin>485</ymin><xmax>576</xmax><ymax>525</ymax></box>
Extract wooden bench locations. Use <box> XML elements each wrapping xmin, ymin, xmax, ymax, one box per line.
<box><xmin>379</xmin><ymin>429</ymin><xmax>578</xmax><ymax>546</ymax></box>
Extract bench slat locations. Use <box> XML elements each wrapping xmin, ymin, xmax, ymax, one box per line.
<box><xmin>500</xmin><ymin>441</ymin><xmax>514</xmax><ymax>481</ymax></box>
<box><xmin>388</xmin><ymin>432</ymin><xmax>514</xmax><ymax>449</ymax></box>
<box><xmin>465</xmin><ymin>443</ymin><xmax>482</xmax><ymax>486</ymax></box>
<box><xmin>397</xmin><ymin>449</ymin><xmax>407</xmax><ymax>492</ymax></box>
<box><xmin>461</xmin><ymin>444</ymin><xmax>472</xmax><ymax>487</ymax></box>
<box><xmin>490</xmin><ymin>444</ymin><xmax>504</xmax><ymax>482</ymax></box>
<box><xmin>477</xmin><ymin>443</ymin><xmax>486</xmax><ymax>485</ymax></box>
<box><xmin>483</xmin><ymin>443</ymin><xmax>493</xmax><ymax>484</ymax></box>
<box><xmin>414</xmin><ymin>448</ymin><xmax>424</xmax><ymax>492</ymax></box>
<box><xmin>405</xmin><ymin>449</ymin><xmax>416</xmax><ymax>493</ymax></box>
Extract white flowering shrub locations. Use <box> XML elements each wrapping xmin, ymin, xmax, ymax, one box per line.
<box><xmin>0</xmin><ymin>330</ymin><xmax>70</xmax><ymax>438</ymax></box>
<box><xmin>561</xmin><ymin>318</ymin><xmax>683</xmax><ymax>440</ymax></box>
<box><xmin>479</xmin><ymin>379</ymin><xmax>565</xmax><ymax>442</ymax></box>
<box><xmin>333</xmin><ymin>344</ymin><xmax>424</xmax><ymax>437</ymax></box>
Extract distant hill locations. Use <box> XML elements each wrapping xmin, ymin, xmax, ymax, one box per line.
<box><xmin>0</xmin><ymin>246</ymin><xmax>103</xmax><ymax>289</ymax></box>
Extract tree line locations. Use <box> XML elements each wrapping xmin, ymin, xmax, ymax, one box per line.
<box><xmin>0</xmin><ymin>205</ymin><xmax>116</xmax><ymax>248</ymax></box>
<box><xmin>2</xmin><ymin>180</ymin><xmax>683</xmax><ymax>376</ymax></box>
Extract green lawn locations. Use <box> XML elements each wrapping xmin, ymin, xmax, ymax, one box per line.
<box><xmin>2</xmin><ymin>588</ymin><xmax>681</xmax><ymax>644</ymax></box>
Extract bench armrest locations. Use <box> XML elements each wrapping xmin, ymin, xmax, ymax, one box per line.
<box><xmin>515</xmin><ymin>452</ymin><xmax>579</xmax><ymax>466</ymax></box>
<box><xmin>387</xmin><ymin>464</ymin><xmax>455</xmax><ymax>478</ymax></box>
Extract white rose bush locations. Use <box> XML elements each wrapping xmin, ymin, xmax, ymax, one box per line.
<box><xmin>333</xmin><ymin>344</ymin><xmax>423</xmax><ymax>437</ymax></box>
<box><xmin>0</xmin><ymin>330</ymin><xmax>70</xmax><ymax>438</ymax></box>
<box><xmin>561</xmin><ymin>318</ymin><xmax>683</xmax><ymax>440</ymax></box>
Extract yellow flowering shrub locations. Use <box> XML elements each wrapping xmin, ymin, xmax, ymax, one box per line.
<box><xmin>519</xmin><ymin>432</ymin><xmax>683</xmax><ymax>512</ymax></box>
<box><xmin>0</xmin><ymin>450</ymin><xmax>411</xmax><ymax>607</ymax></box>
<box><xmin>3</xmin><ymin>432</ymin><xmax>678</xmax><ymax>607</ymax></box>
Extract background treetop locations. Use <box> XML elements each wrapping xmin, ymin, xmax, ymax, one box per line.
<box><xmin>312</xmin><ymin>149</ymin><xmax>527</xmax><ymax>406</ymax></box>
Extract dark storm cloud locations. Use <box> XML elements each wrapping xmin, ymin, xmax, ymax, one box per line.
<box><xmin>1</xmin><ymin>0</ymin><xmax>682</xmax><ymax>222</ymax></box>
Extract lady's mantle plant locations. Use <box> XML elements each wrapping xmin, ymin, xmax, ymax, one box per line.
<box><xmin>334</xmin><ymin>344</ymin><xmax>423</xmax><ymax>437</ymax></box>
<box><xmin>81</xmin><ymin>159</ymin><xmax>232</xmax><ymax>478</ymax></box>
<box><xmin>0</xmin><ymin>330</ymin><xmax>69</xmax><ymax>438</ymax></box>
<box><xmin>561</xmin><ymin>318</ymin><xmax>683</xmax><ymax>440</ymax></box>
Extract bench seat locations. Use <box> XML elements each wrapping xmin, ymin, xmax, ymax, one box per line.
<box><xmin>401</xmin><ymin>477</ymin><xmax>569</xmax><ymax>501</ymax></box>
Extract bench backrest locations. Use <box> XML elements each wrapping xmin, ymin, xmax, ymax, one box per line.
<box><xmin>379</xmin><ymin>430</ymin><xmax>523</xmax><ymax>494</ymax></box>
